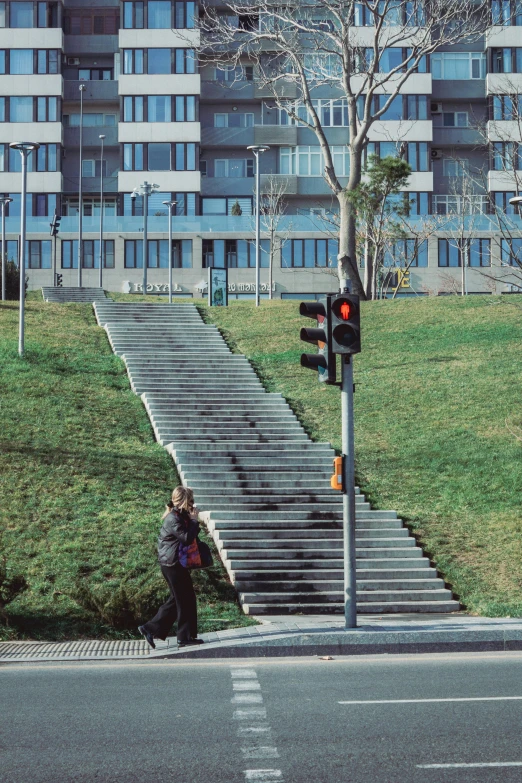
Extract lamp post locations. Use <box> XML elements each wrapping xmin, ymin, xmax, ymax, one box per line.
<box><xmin>0</xmin><ymin>195</ymin><xmax>12</xmax><ymax>301</ymax></box>
<box><xmin>162</xmin><ymin>200</ymin><xmax>177</xmax><ymax>304</ymax></box>
<box><xmin>132</xmin><ymin>181</ymin><xmax>159</xmax><ymax>295</ymax></box>
<box><xmin>9</xmin><ymin>142</ymin><xmax>40</xmax><ymax>357</ymax></box>
<box><xmin>98</xmin><ymin>134</ymin><xmax>105</xmax><ymax>289</ymax></box>
<box><xmin>247</xmin><ymin>145</ymin><xmax>269</xmax><ymax>307</ymax></box>
<box><xmin>77</xmin><ymin>83</ymin><xmax>86</xmax><ymax>286</ymax></box>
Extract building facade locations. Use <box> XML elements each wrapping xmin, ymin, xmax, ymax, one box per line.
<box><xmin>2</xmin><ymin>0</ymin><xmax>522</xmax><ymax>298</ymax></box>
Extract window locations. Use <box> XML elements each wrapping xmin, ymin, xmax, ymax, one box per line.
<box><xmin>2</xmin><ymin>193</ymin><xmax>56</xmax><ymax>216</ymax></box>
<box><xmin>148</xmin><ymin>48</ymin><xmax>171</xmax><ymax>73</ymax></box>
<box><xmin>148</xmin><ymin>96</ymin><xmax>171</xmax><ymax>122</ymax></box>
<box><xmin>443</xmin><ymin>158</ymin><xmax>469</xmax><ymax>177</ymax></box>
<box><xmin>62</xmin><ymin>240</ymin><xmax>115</xmax><ymax>269</ymax></box>
<box><xmin>492</xmin><ymin>0</ymin><xmax>522</xmax><ymax>25</ymax></box>
<box><xmin>491</xmin><ymin>95</ymin><xmax>522</xmax><ymax>120</ymax></box>
<box><xmin>202</xmin><ymin>239</ymin><xmax>269</xmax><ymax>268</ymax></box>
<box><xmin>282</xmin><ymin>239</ymin><xmax>339</xmax><ymax>268</ymax></box>
<box><xmin>36</xmin><ymin>96</ymin><xmax>58</xmax><ymax>121</ymax></box>
<box><xmin>123</xmin><ymin>143</ymin><xmax>198</xmax><ymax>172</ymax></box>
<box><xmin>123</xmin><ymin>192</ymin><xmax>197</xmax><ymax>216</ymax></box>
<box><xmin>5</xmin><ymin>143</ymin><xmax>58</xmax><ymax>172</ymax></box>
<box><xmin>36</xmin><ymin>143</ymin><xmax>57</xmax><ymax>171</ymax></box>
<box><xmin>122</xmin><ymin>48</ymin><xmax>196</xmax><ymax>75</ymax></box>
<box><xmin>493</xmin><ymin>191</ymin><xmax>517</xmax><ymax>214</ymax></box>
<box><xmin>406</xmin><ymin>96</ymin><xmax>428</xmax><ymax>121</ymax></box>
<box><xmin>64</xmin><ymin>10</ymin><xmax>119</xmax><ymax>34</ymax></box>
<box><xmin>123</xmin><ymin>0</ymin><xmax>195</xmax><ymax>28</ymax></box>
<box><xmin>438</xmin><ymin>239</ymin><xmax>491</xmax><ymax>267</ymax></box>
<box><xmin>280</xmin><ymin>146</ymin><xmax>350</xmax><ymax>176</ymax></box>
<box><xmin>11</xmin><ymin>2</ymin><xmax>33</xmax><ymax>27</ymax></box>
<box><xmin>366</xmin><ymin>142</ymin><xmax>429</xmax><ymax>171</ymax></box>
<box><xmin>78</xmin><ymin>68</ymin><xmax>112</xmax><ymax>80</ymax></box>
<box><xmin>64</xmin><ymin>113</ymin><xmax>115</xmax><ymax>126</ymax></box>
<box><xmin>433</xmin><ymin>195</ymin><xmax>488</xmax><ymax>215</ymax></box>
<box><xmin>26</xmin><ymin>240</ymin><xmax>51</xmax><ymax>268</ymax></box>
<box><xmin>376</xmin><ymin>95</ymin><xmax>404</xmax><ymax>121</ymax></box>
<box><xmin>214</xmin><ymin>159</ymin><xmax>254</xmax><ymax>177</ymax></box>
<box><xmin>9</xmin><ymin>96</ymin><xmax>33</xmax><ymax>122</ymax></box>
<box><xmin>215</xmin><ymin>64</ymin><xmax>253</xmax><ymax>82</ymax></box>
<box><xmin>82</xmin><ymin>159</ymin><xmax>107</xmax><ymax>177</ymax></box>
<box><xmin>201</xmin><ymin>197</ymin><xmax>252</xmax><ymax>215</ymax></box>
<box><xmin>491</xmin><ymin>48</ymin><xmax>522</xmax><ymax>74</ymax></box>
<box><xmin>384</xmin><ymin>239</ymin><xmax>428</xmax><ymax>268</ymax></box>
<box><xmin>492</xmin><ymin>142</ymin><xmax>521</xmax><ymax>171</ymax></box>
<box><xmin>124</xmin><ymin>239</ymin><xmax>192</xmax><ymax>268</ymax></box>
<box><xmin>443</xmin><ymin>112</ymin><xmax>468</xmax><ymax>127</ymax></box>
<box><xmin>501</xmin><ymin>238</ymin><xmax>522</xmax><ymax>266</ymax></box>
<box><xmin>214</xmin><ymin>112</ymin><xmax>254</xmax><ymax>127</ymax></box>
<box><xmin>9</xmin><ymin>49</ymin><xmax>33</xmax><ymax>73</ymax></box>
<box><xmin>431</xmin><ymin>52</ymin><xmax>486</xmax><ymax>79</ymax></box>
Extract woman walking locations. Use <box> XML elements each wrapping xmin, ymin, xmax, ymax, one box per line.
<box><xmin>138</xmin><ymin>486</ymin><xmax>204</xmax><ymax>649</ymax></box>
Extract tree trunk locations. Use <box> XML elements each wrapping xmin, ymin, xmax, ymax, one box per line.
<box><xmin>364</xmin><ymin>237</ymin><xmax>373</xmax><ymax>300</ymax></box>
<box><xmin>337</xmin><ymin>192</ymin><xmax>366</xmax><ymax>298</ymax></box>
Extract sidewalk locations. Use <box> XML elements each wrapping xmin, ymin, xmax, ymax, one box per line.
<box><xmin>2</xmin><ymin>614</ymin><xmax>522</xmax><ymax>664</ymax></box>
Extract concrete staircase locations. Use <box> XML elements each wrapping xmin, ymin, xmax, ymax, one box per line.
<box><xmin>93</xmin><ymin>301</ymin><xmax>460</xmax><ymax>616</ymax></box>
<box><xmin>42</xmin><ymin>286</ymin><xmax>110</xmax><ymax>303</ymax></box>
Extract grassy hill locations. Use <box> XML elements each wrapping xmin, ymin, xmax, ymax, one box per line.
<box><xmin>0</xmin><ymin>293</ymin><xmax>255</xmax><ymax>641</ymax></box>
<box><xmin>202</xmin><ymin>295</ymin><xmax>522</xmax><ymax>617</ymax></box>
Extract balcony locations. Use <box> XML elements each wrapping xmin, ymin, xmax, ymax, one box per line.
<box><xmin>201</xmin><ymin>80</ymin><xmax>255</xmax><ymax>101</ymax></box>
<box><xmin>201</xmin><ymin>126</ymin><xmax>254</xmax><ymax>148</ymax></box>
<box><xmin>63</xmin><ymin>175</ymin><xmax>119</xmax><ymax>194</ymax></box>
<box><xmin>432</xmin><ymin>127</ymin><xmax>484</xmax><ymax>146</ymax></box>
<box><xmin>64</xmin><ymin>80</ymin><xmax>119</xmax><ymax>102</ymax></box>
<box><xmin>260</xmin><ymin>174</ymin><xmax>298</xmax><ymax>194</ymax></box>
<box><xmin>64</xmin><ymin>126</ymin><xmax>118</xmax><ymax>147</ymax></box>
<box><xmin>64</xmin><ymin>35</ymin><xmax>118</xmax><ymax>56</ymax></box>
<box><xmin>431</xmin><ymin>80</ymin><xmax>485</xmax><ymax>101</ymax></box>
<box><xmin>201</xmin><ymin>177</ymin><xmax>255</xmax><ymax>197</ymax></box>
<box><xmin>254</xmin><ymin>125</ymin><xmax>298</xmax><ymax>145</ymax></box>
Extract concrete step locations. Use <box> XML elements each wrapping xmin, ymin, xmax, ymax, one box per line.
<box><xmin>239</xmin><ymin>589</ymin><xmax>455</xmax><ymax>604</ymax></box>
<box><xmin>234</xmin><ymin>578</ymin><xmax>446</xmax><ymax>592</ymax></box>
<box><xmin>222</xmin><ymin>547</ymin><xmax>424</xmax><ymax>560</ymax></box>
<box><xmin>211</xmin><ymin>520</ymin><xmax>403</xmax><ymax>531</ymax></box>
<box><xmin>218</xmin><ymin>537</ymin><xmax>414</xmax><ymax>550</ymax></box>
<box><xmin>241</xmin><ymin>601</ymin><xmax>461</xmax><ymax>615</ymax></box>
<box><xmin>232</xmin><ymin>568</ymin><xmax>440</xmax><ymax>581</ymax></box>
<box><xmin>227</xmin><ymin>558</ymin><xmax>433</xmax><ymax>570</ymax></box>
<box><xmin>217</xmin><ymin>528</ymin><xmax>407</xmax><ymax>540</ymax></box>
<box><xmin>209</xmin><ymin>509</ymin><xmax>397</xmax><ymax>520</ymax></box>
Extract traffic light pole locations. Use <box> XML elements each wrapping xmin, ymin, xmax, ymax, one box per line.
<box><xmin>341</xmin><ymin>355</ymin><xmax>357</xmax><ymax>629</ymax></box>
<box><xmin>53</xmin><ymin>232</ymin><xmax>57</xmax><ymax>286</ymax></box>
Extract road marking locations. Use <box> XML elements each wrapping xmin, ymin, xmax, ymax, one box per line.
<box><xmin>230</xmin><ymin>666</ymin><xmax>284</xmax><ymax>783</ymax></box>
<box><xmin>244</xmin><ymin>771</ymin><xmax>283</xmax><ymax>781</ymax></box>
<box><xmin>232</xmin><ymin>694</ymin><xmax>264</xmax><ymax>704</ymax></box>
<box><xmin>234</xmin><ymin>681</ymin><xmax>262</xmax><ymax>691</ymax></box>
<box><xmin>417</xmin><ymin>763</ymin><xmax>522</xmax><ymax>769</ymax></box>
<box><xmin>339</xmin><ymin>696</ymin><xmax>522</xmax><ymax>705</ymax></box>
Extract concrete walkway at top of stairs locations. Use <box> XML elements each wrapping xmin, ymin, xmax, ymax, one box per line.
<box><xmin>2</xmin><ymin>615</ymin><xmax>522</xmax><ymax>664</ymax></box>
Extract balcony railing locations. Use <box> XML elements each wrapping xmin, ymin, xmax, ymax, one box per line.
<box><xmin>63</xmin><ymin>80</ymin><xmax>119</xmax><ymax>102</ymax></box>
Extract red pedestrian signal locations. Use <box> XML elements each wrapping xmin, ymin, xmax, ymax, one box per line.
<box><xmin>330</xmin><ymin>294</ymin><xmax>361</xmax><ymax>355</ymax></box>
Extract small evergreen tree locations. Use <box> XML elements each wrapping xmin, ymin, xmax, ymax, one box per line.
<box><xmin>230</xmin><ymin>200</ymin><xmax>242</xmax><ymax>216</ymax></box>
<box><xmin>0</xmin><ymin>259</ymin><xmax>24</xmax><ymax>301</ymax></box>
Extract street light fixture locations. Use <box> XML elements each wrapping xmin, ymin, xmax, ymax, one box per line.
<box><xmin>0</xmin><ymin>195</ymin><xmax>13</xmax><ymax>301</ymax></box>
<box><xmin>508</xmin><ymin>195</ymin><xmax>522</xmax><ymax>210</ymax></box>
<box><xmin>98</xmin><ymin>134</ymin><xmax>105</xmax><ymax>289</ymax></box>
<box><xmin>132</xmin><ymin>181</ymin><xmax>159</xmax><ymax>295</ymax></box>
<box><xmin>9</xmin><ymin>142</ymin><xmax>40</xmax><ymax>357</ymax></box>
<box><xmin>162</xmin><ymin>200</ymin><xmax>177</xmax><ymax>304</ymax></box>
<box><xmin>78</xmin><ymin>83</ymin><xmax>86</xmax><ymax>287</ymax></box>
<box><xmin>247</xmin><ymin>145</ymin><xmax>270</xmax><ymax>307</ymax></box>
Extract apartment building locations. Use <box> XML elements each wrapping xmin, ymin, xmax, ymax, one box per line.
<box><xmin>2</xmin><ymin>1</ymin><xmax>522</xmax><ymax>298</ymax></box>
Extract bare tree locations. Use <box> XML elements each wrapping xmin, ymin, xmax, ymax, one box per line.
<box><xmin>200</xmin><ymin>0</ymin><xmax>490</xmax><ymax>298</ymax></box>
<box><xmin>259</xmin><ymin>175</ymin><xmax>292</xmax><ymax>299</ymax></box>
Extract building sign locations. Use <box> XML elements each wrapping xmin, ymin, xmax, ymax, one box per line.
<box><xmin>391</xmin><ymin>269</ymin><xmax>411</xmax><ymax>291</ymax></box>
<box><xmin>127</xmin><ymin>282</ymin><xmax>184</xmax><ymax>294</ymax></box>
<box><xmin>228</xmin><ymin>282</ymin><xmax>275</xmax><ymax>293</ymax></box>
<box><xmin>208</xmin><ymin>267</ymin><xmax>228</xmax><ymax>307</ymax></box>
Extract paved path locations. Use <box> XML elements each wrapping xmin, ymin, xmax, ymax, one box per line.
<box><xmin>2</xmin><ymin>615</ymin><xmax>522</xmax><ymax>663</ymax></box>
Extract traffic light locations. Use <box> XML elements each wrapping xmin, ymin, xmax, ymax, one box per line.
<box><xmin>50</xmin><ymin>212</ymin><xmax>61</xmax><ymax>237</ymax></box>
<box><xmin>55</xmin><ymin>273</ymin><xmax>63</xmax><ymax>287</ymax></box>
<box><xmin>330</xmin><ymin>293</ymin><xmax>361</xmax><ymax>355</ymax></box>
<box><xmin>299</xmin><ymin>296</ymin><xmax>336</xmax><ymax>384</ymax></box>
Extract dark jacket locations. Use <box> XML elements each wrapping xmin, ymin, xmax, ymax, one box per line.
<box><xmin>157</xmin><ymin>508</ymin><xmax>200</xmax><ymax>567</ymax></box>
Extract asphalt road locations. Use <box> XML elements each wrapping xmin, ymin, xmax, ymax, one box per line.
<box><xmin>2</xmin><ymin>651</ymin><xmax>522</xmax><ymax>782</ymax></box>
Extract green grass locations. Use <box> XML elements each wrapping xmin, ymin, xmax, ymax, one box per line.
<box><xmin>0</xmin><ymin>291</ymin><xmax>256</xmax><ymax>641</ymax></box>
<box><xmin>201</xmin><ymin>295</ymin><xmax>522</xmax><ymax>618</ymax></box>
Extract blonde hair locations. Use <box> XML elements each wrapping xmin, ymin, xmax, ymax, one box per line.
<box><xmin>171</xmin><ymin>486</ymin><xmax>194</xmax><ymax>513</ymax></box>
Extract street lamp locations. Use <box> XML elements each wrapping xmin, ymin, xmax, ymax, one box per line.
<box><xmin>0</xmin><ymin>195</ymin><xmax>13</xmax><ymax>301</ymax></box>
<box><xmin>508</xmin><ymin>195</ymin><xmax>522</xmax><ymax>211</ymax></box>
<box><xmin>247</xmin><ymin>145</ymin><xmax>269</xmax><ymax>307</ymax></box>
<box><xmin>131</xmin><ymin>181</ymin><xmax>159</xmax><ymax>295</ymax></box>
<box><xmin>98</xmin><ymin>134</ymin><xmax>105</xmax><ymax>289</ymax></box>
<box><xmin>162</xmin><ymin>200</ymin><xmax>177</xmax><ymax>304</ymax></box>
<box><xmin>77</xmin><ymin>83</ymin><xmax>86</xmax><ymax>287</ymax></box>
<box><xmin>9</xmin><ymin>142</ymin><xmax>40</xmax><ymax>357</ymax></box>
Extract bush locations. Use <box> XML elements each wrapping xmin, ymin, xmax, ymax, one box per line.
<box><xmin>0</xmin><ymin>260</ymin><xmax>26</xmax><ymax>301</ymax></box>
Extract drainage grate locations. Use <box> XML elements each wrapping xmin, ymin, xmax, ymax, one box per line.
<box><xmin>0</xmin><ymin>639</ymin><xmax>151</xmax><ymax>661</ymax></box>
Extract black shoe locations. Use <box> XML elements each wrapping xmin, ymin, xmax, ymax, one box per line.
<box><xmin>178</xmin><ymin>638</ymin><xmax>204</xmax><ymax>647</ymax></box>
<box><xmin>138</xmin><ymin>625</ymin><xmax>156</xmax><ymax>650</ymax></box>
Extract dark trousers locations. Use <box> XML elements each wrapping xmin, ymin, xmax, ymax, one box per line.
<box><xmin>143</xmin><ymin>563</ymin><xmax>197</xmax><ymax>642</ymax></box>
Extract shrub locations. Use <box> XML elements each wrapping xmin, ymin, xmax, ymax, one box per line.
<box><xmin>0</xmin><ymin>260</ymin><xmax>27</xmax><ymax>301</ymax></box>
